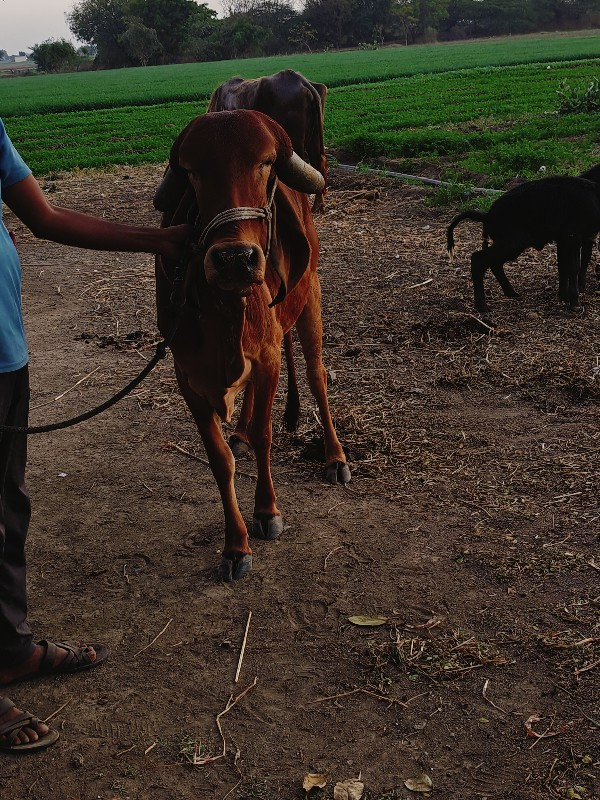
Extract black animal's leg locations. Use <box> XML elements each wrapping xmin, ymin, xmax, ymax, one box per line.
<box><xmin>557</xmin><ymin>237</ymin><xmax>582</xmax><ymax>309</ymax></box>
<box><xmin>471</xmin><ymin>239</ymin><xmax>528</xmax><ymax>313</ymax></box>
<box><xmin>490</xmin><ymin>263</ymin><xmax>519</xmax><ymax>298</ymax></box>
<box><xmin>579</xmin><ymin>238</ymin><xmax>594</xmax><ymax>293</ymax></box>
<box><xmin>471</xmin><ymin>249</ymin><xmax>491</xmax><ymax>313</ymax></box>
<box><xmin>557</xmin><ymin>250</ymin><xmax>569</xmax><ymax>303</ymax></box>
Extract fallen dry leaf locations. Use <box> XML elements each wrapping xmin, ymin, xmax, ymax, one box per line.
<box><xmin>333</xmin><ymin>777</ymin><xmax>364</xmax><ymax>800</ymax></box>
<box><xmin>303</xmin><ymin>773</ymin><xmax>327</xmax><ymax>793</ymax></box>
<box><xmin>348</xmin><ymin>615</ymin><xmax>387</xmax><ymax>626</ymax></box>
<box><xmin>524</xmin><ymin>714</ymin><xmax>559</xmax><ymax>739</ymax></box>
<box><xmin>404</xmin><ymin>773</ymin><xmax>433</xmax><ymax>793</ymax></box>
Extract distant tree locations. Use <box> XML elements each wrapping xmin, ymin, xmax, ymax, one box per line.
<box><xmin>68</xmin><ymin>0</ymin><xmax>130</xmax><ymax>67</ymax></box>
<box><xmin>182</xmin><ymin>7</ymin><xmax>221</xmax><ymax>61</ymax></box>
<box><xmin>201</xmin><ymin>15</ymin><xmax>267</xmax><ymax>59</ymax></box>
<box><xmin>0</xmin><ymin>49</ymin><xmax>8</xmax><ymax>61</ymax></box>
<box><xmin>128</xmin><ymin>0</ymin><xmax>202</xmax><ymax>61</ymax></box>
<box><xmin>304</xmin><ymin>0</ymin><xmax>353</xmax><ymax>48</ymax></box>
<box><xmin>119</xmin><ymin>19</ymin><xmax>162</xmax><ymax>65</ymax></box>
<box><xmin>349</xmin><ymin>0</ymin><xmax>394</xmax><ymax>46</ymax></box>
<box><xmin>288</xmin><ymin>20</ymin><xmax>318</xmax><ymax>51</ymax></box>
<box><xmin>391</xmin><ymin>0</ymin><xmax>418</xmax><ymax>43</ymax></box>
<box><xmin>30</xmin><ymin>38</ymin><xmax>79</xmax><ymax>72</ymax></box>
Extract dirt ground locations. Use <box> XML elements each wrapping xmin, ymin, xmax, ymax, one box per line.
<box><xmin>1</xmin><ymin>165</ymin><xmax>598</xmax><ymax>800</ymax></box>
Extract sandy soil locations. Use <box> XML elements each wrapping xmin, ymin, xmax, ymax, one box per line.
<box><xmin>1</xmin><ymin>165</ymin><xmax>598</xmax><ymax>800</ymax></box>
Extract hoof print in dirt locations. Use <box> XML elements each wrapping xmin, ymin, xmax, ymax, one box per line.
<box><xmin>228</xmin><ymin>435</ymin><xmax>250</xmax><ymax>458</ymax></box>
<box><xmin>250</xmin><ymin>513</ymin><xmax>283</xmax><ymax>541</ymax></box>
<box><xmin>219</xmin><ymin>553</ymin><xmax>252</xmax><ymax>581</ymax></box>
<box><xmin>326</xmin><ymin>461</ymin><xmax>351</xmax><ymax>485</ymax></box>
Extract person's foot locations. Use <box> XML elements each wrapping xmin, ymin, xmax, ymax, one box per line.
<box><xmin>0</xmin><ymin>697</ymin><xmax>51</xmax><ymax>747</ymax></box>
<box><xmin>0</xmin><ymin>642</ymin><xmax>98</xmax><ymax>685</ymax></box>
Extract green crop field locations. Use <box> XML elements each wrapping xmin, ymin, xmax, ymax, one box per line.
<box><xmin>1</xmin><ymin>30</ymin><xmax>600</xmax><ymax>187</ymax></box>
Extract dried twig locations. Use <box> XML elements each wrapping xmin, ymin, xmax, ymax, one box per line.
<box><xmin>165</xmin><ymin>442</ymin><xmax>257</xmax><ymax>481</ymax></box>
<box><xmin>574</xmin><ymin>658</ymin><xmax>600</xmax><ymax>678</ymax></box>
<box><xmin>406</xmin><ymin>278</ymin><xmax>433</xmax><ymax>290</ymax></box>
<box><xmin>133</xmin><ymin>618</ymin><xmax>173</xmax><ymax>658</ymax></box>
<box><xmin>235</xmin><ymin>611</ymin><xmax>252</xmax><ymax>683</ymax></box>
<box><xmin>30</xmin><ymin>366</ymin><xmax>102</xmax><ymax>410</ymax></box>
<box><xmin>192</xmin><ymin>677</ymin><xmax>258</xmax><ymax>766</ymax></box>
<box><xmin>324</xmin><ymin>545</ymin><xmax>344</xmax><ymax>569</ymax></box>
<box><xmin>43</xmin><ymin>699</ymin><xmax>72</xmax><ymax>723</ymax></box>
<box><xmin>307</xmin><ymin>687</ymin><xmax>410</xmax><ymax>708</ymax></box>
<box><xmin>482</xmin><ymin>679</ymin><xmax>507</xmax><ymax>714</ymax></box>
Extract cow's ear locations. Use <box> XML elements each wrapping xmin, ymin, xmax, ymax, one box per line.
<box><xmin>153</xmin><ymin>121</ymin><xmax>194</xmax><ymax>213</ymax></box>
<box><xmin>256</xmin><ymin>113</ymin><xmax>293</xmax><ymax>162</ymax></box>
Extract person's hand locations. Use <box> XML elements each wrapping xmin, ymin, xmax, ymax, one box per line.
<box><xmin>158</xmin><ymin>224</ymin><xmax>191</xmax><ymax>261</ymax></box>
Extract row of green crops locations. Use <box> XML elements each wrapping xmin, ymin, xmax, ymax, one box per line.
<box><xmin>6</xmin><ymin>58</ymin><xmax>600</xmax><ymax>184</ymax></box>
<box><xmin>2</xmin><ymin>32</ymin><xmax>600</xmax><ymax>186</ymax></box>
<box><xmin>1</xmin><ymin>30</ymin><xmax>600</xmax><ymax>117</ymax></box>
<box><xmin>326</xmin><ymin>60</ymin><xmax>600</xmax><ymax>181</ymax></box>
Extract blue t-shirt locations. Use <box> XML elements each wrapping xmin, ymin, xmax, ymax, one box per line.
<box><xmin>0</xmin><ymin>117</ymin><xmax>31</xmax><ymax>372</ymax></box>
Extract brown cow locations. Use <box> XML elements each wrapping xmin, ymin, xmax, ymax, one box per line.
<box><xmin>207</xmin><ymin>69</ymin><xmax>328</xmax><ymax>213</ymax></box>
<box><xmin>154</xmin><ymin>110</ymin><xmax>350</xmax><ymax>581</ymax></box>
<box><xmin>207</xmin><ymin>70</ymin><xmax>328</xmax><ymax>452</ymax></box>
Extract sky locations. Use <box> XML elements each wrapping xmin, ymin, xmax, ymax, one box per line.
<box><xmin>0</xmin><ymin>0</ymin><xmax>222</xmax><ymax>55</ymax></box>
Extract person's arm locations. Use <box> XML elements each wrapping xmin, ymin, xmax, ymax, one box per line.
<box><xmin>2</xmin><ymin>174</ymin><xmax>189</xmax><ymax>261</ymax></box>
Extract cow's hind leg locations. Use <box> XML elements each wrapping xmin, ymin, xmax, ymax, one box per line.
<box><xmin>247</xmin><ymin>352</ymin><xmax>283</xmax><ymax>541</ymax></box>
<box><xmin>295</xmin><ymin>277</ymin><xmax>350</xmax><ymax>485</ymax></box>
<box><xmin>282</xmin><ymin>330</ymin><xmax>300</xmax><ymax>432</ymax></box>
<box><xmin>176</xmin><ymin>372</ymin><xmax>252</xmax><ymax>581</ymax></box>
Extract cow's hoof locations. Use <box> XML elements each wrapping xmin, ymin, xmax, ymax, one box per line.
<box><xmin>228</xmin><ymin>435</ymin><xmax>250</xmax><ymax>458</ymax></box>
<box><xmin>219</xmin><ymin>553</ymin><xmax>252</xmax><ymax>582</ymax></box>
<box><xmin>326</xmin><ymin>461</ymin><xmax>351</xmax><ymax>485</ymax></box>
<box><xmin>250</xmin><ymin>513</ymin><xmax>283</xmax><ymax>541</ymax></box>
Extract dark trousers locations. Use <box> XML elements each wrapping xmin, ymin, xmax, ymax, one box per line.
<box><xmin>0</xmin><ymin>366</ymin><xmax>34</xmax><ymax>667</ymax></box>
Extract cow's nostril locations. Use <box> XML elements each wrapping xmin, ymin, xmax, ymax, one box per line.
<box><xmin>213</xmin><ymin>246</ymin><xmax>257</xmax><ymax>272</ymax></box>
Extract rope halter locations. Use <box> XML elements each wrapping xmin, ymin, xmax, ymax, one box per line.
<box><xmin>195</xmin><ymin>177</ymin><xmax>278</xmax><ymax>260</ymax></box>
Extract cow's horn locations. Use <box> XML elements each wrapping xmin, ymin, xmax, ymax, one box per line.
<box><xmin>276</xmin><ymin>152</ymin><xmax>325</xmax><ymax>194</ymax></box>
<box><xmin>153</xmin><ymin>167</ymin><xmax>189</xmax><ymax>213</ymax></box>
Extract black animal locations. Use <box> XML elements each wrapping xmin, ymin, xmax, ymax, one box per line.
<box><xmin>447</xmin><ymin>175</ymin><xmax>600</xmax><ymax>313</ymax></box>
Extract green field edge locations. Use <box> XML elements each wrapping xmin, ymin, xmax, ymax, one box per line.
<box><xmin>2</xmin><ymin>52</ymin><xmax>597</xmax><ymax>119</ymax></box>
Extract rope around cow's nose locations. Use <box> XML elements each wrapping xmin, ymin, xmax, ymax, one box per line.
<box><xmin>196</xmin><ymin>178</ymin><xmax>278</xmax><ymax>260</ymax></box>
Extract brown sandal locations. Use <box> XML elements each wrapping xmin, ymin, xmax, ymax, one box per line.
<box><xmin>0</xmin><ymin>697</ymin><xmax>59</xmax><ymax>754</ymax></box>
<box><xmin>35</xmin><ymin>640</ymin><xmax>109</xmax><ymax>678</ymax></box>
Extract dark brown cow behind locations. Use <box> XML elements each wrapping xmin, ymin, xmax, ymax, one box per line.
<box><xmin>208</xmin><ymin>69</ymin><xmax>328</xmax><ymax>213</ymax></box>
<box><xmin>154</xmin><ymin>110</ymin><xmax>350</xmax><ymax>581</ymax></box>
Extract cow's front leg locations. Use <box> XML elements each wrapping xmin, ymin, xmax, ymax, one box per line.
<box><xmin>248</xmin><ymin>352</ymin><xmax>283</xmax><ymax>541</ymax></box>
<box><xmin>229</xmin><ymin>382</ymin><xmax>253</xmax><ymax>458</ymax></box>
<box><xmin>295</xmin><ymin>277</ymin><xmax>351</xmax><ymax>486</ymax></box>
<box><xmin>176</xmin><ymin>372</ymin><xmax>252</xmax><ymax>581</ymax></box>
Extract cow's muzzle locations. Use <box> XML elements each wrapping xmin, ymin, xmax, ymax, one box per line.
<box><xmin>205</xmin><ymin>242</ymin><xmax>265</xmax><ymax>293</ymax></box>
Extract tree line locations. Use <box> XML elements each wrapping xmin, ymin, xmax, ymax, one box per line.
<box><xmin>25</xmin><ymin>0</ymin><xmax>600</xmax><ymax>71</ymax></box>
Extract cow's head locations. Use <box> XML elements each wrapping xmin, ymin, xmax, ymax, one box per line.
<box><xmin>155</xmin><ymin>110</ymin><xmax>324</xmax><ymax>300</ymax></box>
